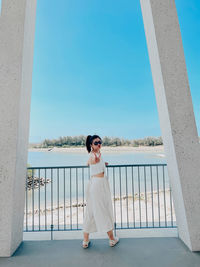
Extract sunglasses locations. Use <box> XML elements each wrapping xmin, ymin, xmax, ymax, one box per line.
<box><xmin>93</xmin><ymin>140</ymin><xmax>102</xmax><ymax>146</ymax></box>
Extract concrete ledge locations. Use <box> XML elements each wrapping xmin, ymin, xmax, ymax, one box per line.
<box><xmin>23</xmin><ymin>228</ymin><xmax>178</xmax><ymax>241</ymax></box>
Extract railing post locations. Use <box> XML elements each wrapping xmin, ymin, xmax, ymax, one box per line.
<box><xmin>114</xmin><ymin>222</ymin><xmax>117</xmax><ymax>236</ymax></box>
<box><xmin>50</xmin><ymin>224</ymin><xmax>54</xmax><ymax>240</ymax></box>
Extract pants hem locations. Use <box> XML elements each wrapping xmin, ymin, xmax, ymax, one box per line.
<box><xmin>82</xmin><ymin>226</ymin><xmax>114</xmax><ymax>234</ymax></box>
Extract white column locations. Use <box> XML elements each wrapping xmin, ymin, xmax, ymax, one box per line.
<box><xmin>0</xmin><ymin>0</ymin><xmax>37</xmax><ymax>256</ymax></box>
<box><xmin>140</xmin><ymin>0</ymin><xmax>200</xmax><ymax>251</ymax></box>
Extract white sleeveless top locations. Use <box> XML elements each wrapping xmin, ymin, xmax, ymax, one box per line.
<box><xmin>89</xmin><ymin>152</ymin><xmax>106</xmax><ymax>177</ymax></box>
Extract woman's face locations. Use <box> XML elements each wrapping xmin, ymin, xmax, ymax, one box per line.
<box><xmin>91</xmin><ymin>137</ymin><xmax>102</xmax><ymax>152</ymax></box>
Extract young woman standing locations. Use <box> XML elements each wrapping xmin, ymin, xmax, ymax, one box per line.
<box><xmin>82</xmin><ymin>135</ymin><xmax>119</xmax><ymax>248</ymax></box>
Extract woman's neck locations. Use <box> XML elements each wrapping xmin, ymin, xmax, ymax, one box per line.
<box><xmin>93</xmin><ymin>150</ymin><xmax>100</xmax><ymax>154</ymax></box>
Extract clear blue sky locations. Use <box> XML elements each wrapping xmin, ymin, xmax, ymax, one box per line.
<box><xmin>29</xmin><ymin>0</ymin><xmax>200</xmax><ymax>143</ymax></box>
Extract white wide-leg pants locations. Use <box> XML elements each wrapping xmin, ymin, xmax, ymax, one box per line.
<box><xmin>82</xmin><ymin>175</ymin><xmax>115</xmax><ymax>233</ymax></box>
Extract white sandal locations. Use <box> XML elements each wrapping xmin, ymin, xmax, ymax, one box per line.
<box><xmin>82</xmin><ymin>240</ymin><xmax>90</xmax><ymax>248</ymax></box>
<box><xmin>109</xmin><ymin>236</ymin><xmax>119</xmax><ymax>247</ymax></box>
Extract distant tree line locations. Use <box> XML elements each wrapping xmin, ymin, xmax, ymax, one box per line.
<box><xmin>31</xmin><ymin>135</ymin><xmax>163</xmax><ymax>148</ymax></box>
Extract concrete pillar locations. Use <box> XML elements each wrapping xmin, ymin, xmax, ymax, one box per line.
<box><xmin>0</xmin><ymin>0</ymin><xmax>37</xmax><ymax>256</ymax></box>
<box><xmin>140</xmin><ymin>0</ymin><xmax>200</xmax><ymax>251</ymax></box>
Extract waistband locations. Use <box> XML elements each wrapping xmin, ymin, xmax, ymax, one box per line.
<box><xmin>91</xmin><ymin>175</ymin><xmax>106</xmax><ymax>179</ymax></box>
<box><xmin>91</xmin><ymin>173</ymin><xmax>107</xmax><ymax>179</ymax></box>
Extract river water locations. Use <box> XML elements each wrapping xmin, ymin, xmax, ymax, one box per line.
<box><xmin>26</xmin><ymin>150</ymin><xmax>168</xmax><ymax>210</ymax></box>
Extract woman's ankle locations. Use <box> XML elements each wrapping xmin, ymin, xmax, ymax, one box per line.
<box><xmin>83</xmin><ymin>232</ymin><xmax>89</xmax><ymax>241</ymax></box>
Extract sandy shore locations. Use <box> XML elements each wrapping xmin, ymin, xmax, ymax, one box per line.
<box><xmin>24</xmin><ymin>189</ymin><xmax>175</xmax><ymax>228</ymax></box>
<box><xmin>28</xmin><ymin>145</ymin><xmax>165</xmax><ymax>154</ymax></box>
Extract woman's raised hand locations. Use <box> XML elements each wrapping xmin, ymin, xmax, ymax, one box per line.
<box><xmin>94</xmin><ymin>152</ymin><xmax>101</xmax><ymax>163</ymax></box>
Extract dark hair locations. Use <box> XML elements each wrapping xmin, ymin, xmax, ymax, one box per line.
<box><xmin>86</xmin><ymin>135</ymin><xmax>102</xmax><ymax>153</ymax></box>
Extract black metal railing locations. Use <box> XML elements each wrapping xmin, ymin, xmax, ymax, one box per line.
<box><xmin>24</xmin><ymin>163</ymin><xmax>176</xmax><ymax>232</ymax></box>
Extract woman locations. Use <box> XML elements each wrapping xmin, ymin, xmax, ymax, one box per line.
<box><xmin>82</xmin><ymin>134</ymin><xmax>119</xmax><ymax>248</ymax></box>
